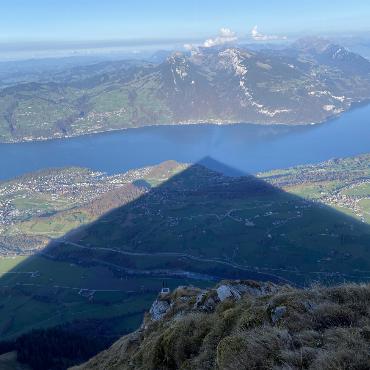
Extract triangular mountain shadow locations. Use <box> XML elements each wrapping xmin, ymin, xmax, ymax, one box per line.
<box><xmin>43</xmin><ymin>156</ymin><xmax>370</xmax><ymax>286</ymax></box>
<box><xmin>197</xmin><ymin>157</ymin><xmax>245</xmax><ymax>177</ymax></box>
<box><xmin>1</xmin><ymin>157</ymin><xmax>370</xmax><ymax>341</ymax></box>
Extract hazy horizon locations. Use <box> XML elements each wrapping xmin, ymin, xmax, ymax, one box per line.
<box><xmin>2</xmin><ymin>0</ymin><xmax>370</xmax><ymax>60</ymax></box>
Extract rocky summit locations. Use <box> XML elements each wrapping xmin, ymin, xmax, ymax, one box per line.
<box><xmin>73</xmin><ymin>281</ymin><xmax>370</xmax><ymax>370</ymax></box>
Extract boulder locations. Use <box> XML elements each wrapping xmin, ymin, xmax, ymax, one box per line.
<box><xmin>216</xmin><ymin>285</ymin><xmax>241</xmax><ymax>302</ymax></box>
<box><xmin>149</xmin><ymin>299</ymin><xmax>170</xmax><ymax>321</ymax></box>
<box><xmin>194</xmin><ymin>291</ymin><xmax>217</xmax><ymax>311</ymax></box>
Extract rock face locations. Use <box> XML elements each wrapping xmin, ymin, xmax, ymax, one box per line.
<box><xmin>149</xmin><ymin>299</ymin><xmax>170</xmax><ymax>321</ymax></box>
<box><xmin>153</xmin><ymin>280</ymin><xmax>281</xmax><ymax>317</ymax></box>
<box><xmin>215</xmin><ymin>280</ymin><xmax>278</xmax><ymax>302</ymax></box>
<box><xmin>216</xmin><ymin>284</ymin><xmax>241</xmax><ymax>301</ymax></box>
<box><xmin>187</xmin><ymin>280</ymin><xmax>279</xmax><ymax>313</ymax></box>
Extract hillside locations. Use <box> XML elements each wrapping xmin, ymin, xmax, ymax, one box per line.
<box><xmin>0</xmin><ymin>161</ymin><xmax>187</xmax><ymax>254</ymax></box>
<box><xmin>1</xmin><ymin>38</ymin><xmax>370</xmax><ymax>142</ymax></box>
<box><xmin>0</xmin><ymin>155</ymin><xmax>370</xmax><ymax>344</ymax></box>
<box><xmin>73</xmin><ymin>280</ymin><xmax>370</xmax><ymax>370</ymax></box>
<box><xmin>3</xmin><ymin>154</ymin><xmax>370</xmax><ymax>257</ymax></box>
<box><xmin>0</xmin><ymin>351</ymin><xmax>30</xmax><ymax>370</ymax></box>
<box><xmin>54</xmin><ymin>155</ymin><xmax>370</xmax><ymax>285</ymax></box>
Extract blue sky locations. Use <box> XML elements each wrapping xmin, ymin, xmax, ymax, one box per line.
<box><xmin>2</xmin><ymin>0</ymin><xmax>370</xmax><ymax>43</ymax></box>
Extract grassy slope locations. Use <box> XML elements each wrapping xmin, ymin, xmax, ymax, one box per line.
<box><xmin>0</xmin><ymin>161</ymin><xmax>187</xmax><ymax>251</ymax></box>
<box><xmin>0</xmin><ymin>162</ymin><xmax>197</xmax><ymax>340</ymax></box>
<box><xmin>1</xmin><ymin>155</ymin><xmax>370</xmax><ymax>341</ymax></box>
<box><xmin>74</xmin><ymin>282</ymin><xmax>370</xmax><ymax>370</ymax></box>
<box><xmin>259</xmin><ymin>154</ymin><xmax>370</xmax><ymax>223</ymax></box>
<box><xmin>4</xmin><ymin>155</ymin><xmax>370</xmax><ymax>257</ymax></box>
<box><xmin>59</xmin><ymin>155</ymin><xmax>370</xmax><ymax>284</ymax></box>
<box><xmin>0</xmin><ymin>352</ymin><xmax>30</xmax><ymax>370</ymax></box>
<box><xmin>0</xmin><ymin>255</ymin><xmax>210</xmax><ymax>340</ymax></box>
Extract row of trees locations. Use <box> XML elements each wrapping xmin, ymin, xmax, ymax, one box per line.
<box><xmin>0</xmin><ymin>317</ymin><xmax>133</xmax><ymax>370</ymax></box>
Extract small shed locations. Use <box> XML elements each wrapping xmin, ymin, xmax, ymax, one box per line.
<box><xmin>160</xmin><ymin>287</ymin><xmax>170</xmax><ymax>294</ymax></box>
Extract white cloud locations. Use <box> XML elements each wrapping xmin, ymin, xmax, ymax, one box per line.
<box><xmin>203</xmin><ymin>28</ymin><xmax>238</xmax><ymax>48</ymax></box>
<box><xmin>251</xmin><ymin>25</ymin><xmax>286</xmax><ymax>41</ymax></box>
<box><xmin>183</xmin><ymin>28</ymin><xmax>238</xmax><ymax>52</ymax></box>
<box><xmin>183</xmin><ymin>43</ymin><xmax>195</xmax><ymax>51</ymax></box>
<box><xmin>183</xmin><ymin>26</ymin><xmax>286</xmax><ymax>52</ymax></box>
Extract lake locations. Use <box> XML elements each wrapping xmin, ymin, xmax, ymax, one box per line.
<box><xmin>1</xmin><ymin>104</ymin><xmax>370</xmax><ymax>180</ymax></box>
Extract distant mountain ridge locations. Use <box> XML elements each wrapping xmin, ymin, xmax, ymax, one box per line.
<box><xmin>291</xmin><ymin>36</ymin><xmax>370</xmax><ymax>74</ymax></box>
<box><xmin>1</xmin><ymin>38</ymin><xmax>370</xmax><ymax>143</ymax></box>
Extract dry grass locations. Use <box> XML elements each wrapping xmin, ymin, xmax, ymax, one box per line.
<box><xmin>73</xmin><ymin>283</ymin><xmax>370</xmax><ymax>370</ymax></box>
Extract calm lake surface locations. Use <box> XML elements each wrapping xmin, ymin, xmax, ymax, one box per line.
<box><xmin>1</xmin><ymin>104</ymin><xmax>370</xmax><ymax>180</ymax></box>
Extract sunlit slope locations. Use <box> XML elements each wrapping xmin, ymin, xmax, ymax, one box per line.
<box><xmin>2</xmin><ymin>39</ymin><xmax>370</xmax><ymax>142</ymax></box>
<box><xmin>259</xmin><ymin>154</ymin><xmax>370</xmax><ymax>222</ymax></box>
<box><xmin>0</xmin><ymin>161</ymin><xmax>187</xmax><ymax>254</ymax></box>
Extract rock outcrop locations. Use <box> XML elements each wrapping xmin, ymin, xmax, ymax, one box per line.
<box><xmin>149</xmin><ymin>299</ymin><xmax>170</xmax><ymax>321</ymax></box>
<box><xmin>72</xmin><ymin>281</ymin><xmax>370</xmax><ymax>370</ymax></box>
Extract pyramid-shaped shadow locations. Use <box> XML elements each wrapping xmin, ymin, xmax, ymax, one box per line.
<box><xmin>1</xmin><ymin>157</ymin><xmax>370</xmax><ymax>342</ymax></box>
<box><xmin>45</xmin><ymin>156</ymin><xmax>370</xmax><ymax>285</ymax></box>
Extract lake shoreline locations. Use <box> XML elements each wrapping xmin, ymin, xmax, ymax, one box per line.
<box><xmin>2</xmin><ymin>101</ymin><xmax>370</xmax><ymax>182</ymax></box>
<box><xmin>2</xmin><ymin>98</ymin><xmax>369</xmax><ymax>145</ymax></box>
